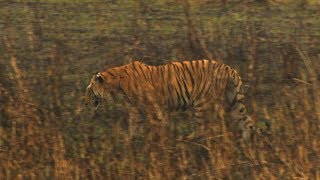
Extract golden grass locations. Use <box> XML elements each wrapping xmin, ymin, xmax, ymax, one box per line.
<box><xmin>0</xmin><ymin>1</ymin><xmax>319</xmax><ymax>179</ymax></box>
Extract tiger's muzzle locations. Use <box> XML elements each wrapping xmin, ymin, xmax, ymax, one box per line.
<box><xmin>85</xmin><ymin>86</ymin><xmax>101</xmax><ymax>109</ymax></box>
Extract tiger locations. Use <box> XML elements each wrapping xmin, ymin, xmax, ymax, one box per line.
<box><xmin>85</xmin><ymin>60</ymin><xmax>254</xmax><ymax>140</ymax></box>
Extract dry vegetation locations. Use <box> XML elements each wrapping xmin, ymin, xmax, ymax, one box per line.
<box><xmin>0</xmin><ymin>0</ymin><xmax>320</xmax><ymax>179</ymax></box>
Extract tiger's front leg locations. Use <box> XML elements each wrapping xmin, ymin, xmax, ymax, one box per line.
<box><xmin>123</xmin><ymin>93</ymin><xmax>168</xmax><ymax>140</ymax></box>
<box><xmin>188</xmin><ymin>101</ymin><xmax>223</xmax><ymax>139</ymax></box>
<box><xmin>133</xmin><ymin>85</ymin><xmax>168</xmax><ymax>125</ymax></box>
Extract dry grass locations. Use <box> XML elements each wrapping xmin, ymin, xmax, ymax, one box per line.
<box><xmin>0</xmin><ymin>0</ymin><xmax>320</xmax><ymax>179</ymax></box>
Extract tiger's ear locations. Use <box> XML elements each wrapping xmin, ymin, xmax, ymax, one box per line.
<box><xmin>95</xmin><ymin>73</ymin><xmax>104</xmax><ymax>83</ymax></box>
<box><xmin>243</xmin><ymin>85</ymin><xmax>250</xmax><ymax>94</ymax></box>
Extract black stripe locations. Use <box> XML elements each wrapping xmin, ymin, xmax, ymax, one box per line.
<box><xmin>184</xmin><ymin>62</ymin><xmax>195</xmax><ymax>94</ymax></box>
<box><xmin>131</xmin><ymin>62</ymin><xmax>139</xmax><ymax>77</ymax></box>
<box><xmin>138</xmin><ymin>64</ymin><xmax>148</xmax><ymax>81</ymax></box>
<box><xmin>167</xmin><ymin>67</ymin><xmax>174</xmax><ymax>107</ymax></box>
<box><xmin>180</xmin><ymin>63</ymin><xmax>191</xmax><ymax>101</ymax></box>
<box><xmin>160</xmin><ymin>66</ymin><xmax>166</xmax><ymax>82</ymax></box>
<box><xmin>172</xmin><ymin>64</ymin><xmax>187</xmax><ymax>107</ymax></box>
<box><xmin>177</xmin><ymin>66</ymin><xmax>191</xmax><ymax>107</ymax></box>
<box><xmin>191</xmin><ymin>61</ymin><xmax>195</xmax><ymax>72</ymax></box>
<box><xmin>194</xmin><ymin>70</ymin><xmax>209</xmax><ymax>100</ymax></box>
<box><xmin>174</xmin><ymin>64</ymin><xmax>189</xmax><ymax>108</ymax></box>
<box><xmin>150</xmin><ymin>67</ymin><xmax>155</xmax><ymax>87</ymax></box>
<box><xmin>202</xmin><ymin>61</ymin><xmax>214</xmax><ymax>98</ymax></box>
<box><xmin>217</xmin><ymin>64</ymin><xmax>227</xmax><ymax>93</ymax></box>
<box><xmin>195</xmin><ymin>61</ymin><xmax>203</xmax><ymax>98</ymax></box>
<box><xmin>178</xmin><ymin>62</ymin><xmax>188</xmax><ymax>83</ymax></box>
<box><xmin>168</xmin><ymin>65</ymin><xmax>173</xmax><ymax>94</ymax></box>
<box><xmin>108</xmin><ymin>71</ymin><xmax>116</xmax><ymax>77</ymax></box>
<box><xmin>173</xmin><ymin>85</ymin><xmax>183</xmax><ymax>107</ymax></box>
<box><xmin>156</xmin><ymin>66</ymin><xmax>160</xmax><ymax>79</ymax></box>
<box><xmin>133</xmin><ymin>63</ymin><xmax>141</xmax><ymax>78</ymax></box>
<box><xmin>159</xmin><ymin>66</ymin><xmax>166</xmax><ymax>96</ymax></box>
<box><xmin>145</xmin><ymin>65</ymin><xmax>152</xmax><ymax>83</ymax></box>
<box><xmin>196</xmin><ymin>60</ymin><xmax>200</xmax><ymax>71</ymax></box>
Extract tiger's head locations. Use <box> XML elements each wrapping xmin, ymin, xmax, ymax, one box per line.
<box><xmin>225</xmin><ymin>78</ymin><xmax>255</xmax><ymax>141</ymax></box>
<box><xmin>85</xmin><ymin>71</ymin><xmax>125</xmax><ymax>109</ymax></box>
<box><xmin>229</xmin><ymin>99</ymin><xmax>254</xmax><ymax>141</ymax></box>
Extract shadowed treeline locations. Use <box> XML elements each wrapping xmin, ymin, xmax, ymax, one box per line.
<box><xmin>0</xmin><ymin>0</ymin><xmax>320</xmax><ymax>179</ymax></box>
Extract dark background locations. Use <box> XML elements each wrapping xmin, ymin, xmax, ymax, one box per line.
<box><xmin>0</xmin><ymin>0</ymin><xmax>319</xmax><ymax>179</ymax></box>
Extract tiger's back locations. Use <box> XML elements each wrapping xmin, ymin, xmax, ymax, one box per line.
<box><xmin>148</xmin><ymin>60</ymin><xmax>241</xmax><ymax>110</ymax></box>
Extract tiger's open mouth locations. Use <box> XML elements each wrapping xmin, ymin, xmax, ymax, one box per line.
<box><xmin>92</xmin><ymin>93</ymin><xmax>101</xmax><ymax>109</ymax></box>
<box><xmin>94</xmin><ymin>98</ymin><xmax>100</xmax><ymax>107</ymax></box>
<box><xmin>85</xmin><ymin>87</ymin><xmax>101</xmax><ymax>109</ymax></box>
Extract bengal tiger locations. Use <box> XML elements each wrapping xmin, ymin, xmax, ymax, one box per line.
<box><xmin>85</xmin><ymin>60</ymin><xmax>254</xmax><ymax>140</ymax></box>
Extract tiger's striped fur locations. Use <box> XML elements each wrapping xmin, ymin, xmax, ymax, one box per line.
<box><xmin>85</xmin><ymin>60</ymin><xmax>254</xmax><ymax>140</ymax></box>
